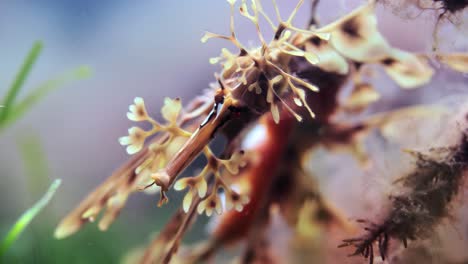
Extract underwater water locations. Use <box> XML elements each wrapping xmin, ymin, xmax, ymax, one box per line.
<box><xmin>1</xmin><ymin>0</ymin><xmax>467</xmax><ymax>263</ymax></box>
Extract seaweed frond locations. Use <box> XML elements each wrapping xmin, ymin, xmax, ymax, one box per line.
<box><xmin>339</xmin><ymin>133</ymin><xmax>468</xmax><ymax>263</ymax></box>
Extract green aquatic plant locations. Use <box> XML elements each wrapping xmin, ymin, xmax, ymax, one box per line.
<box><xmin>0</xmin><ymin>41</ymin><xmax>91</xmax><ymax>131</ymax></box>
<box><xmin>0</xmin><ymin>41</ymin><xmax>91</xmax><ymax>258</ymax></box>
<box><xmin>0</xmin><ymin>179</ymin><xmax>61</xmax><ymax>257</ymax></box>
